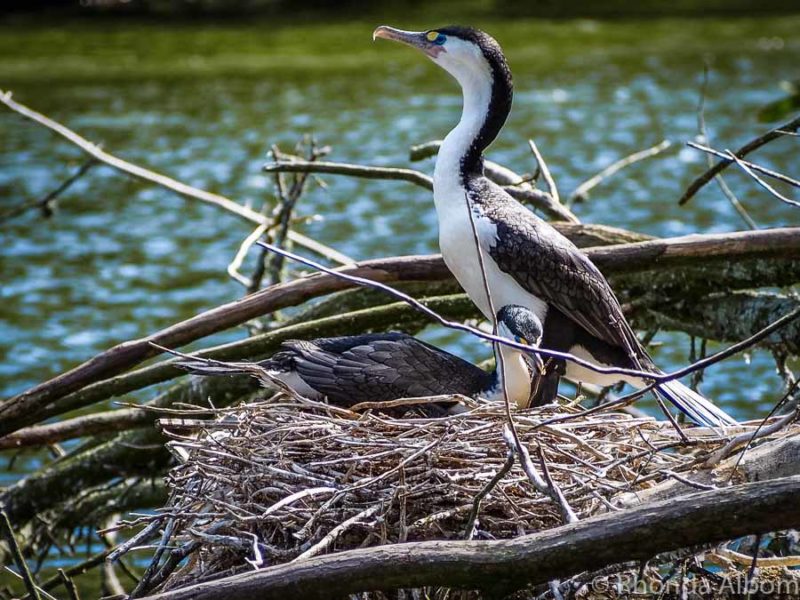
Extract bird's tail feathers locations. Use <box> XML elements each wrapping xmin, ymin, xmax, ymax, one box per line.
<box><xmin>656</xmin><ymin>379</ymin><xmax>737</xmax><ymax>428</ymax></box>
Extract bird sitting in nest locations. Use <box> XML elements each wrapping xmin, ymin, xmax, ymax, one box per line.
<box><xmin>373</xmin><ymin>25</ymin><xmax>736</xmax><ymax>428</ymax></box>
<box><xmin>178</xmin><ymin>304</ymin><xmax>543</xmax><ymax>417</ymax></box>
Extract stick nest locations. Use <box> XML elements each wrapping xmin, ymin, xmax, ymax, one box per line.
<box><xmin>126</xmin><ymin>394</ymin><xmax>751</xmax><ymax>594</ymax></box>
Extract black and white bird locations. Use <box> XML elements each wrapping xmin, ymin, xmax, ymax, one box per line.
<box><xmin>373</xmin><ymin>25</ymin><xmax>736</xmax><ymax>427</ymax></box>
<box><xmin>179</xmin><ymin>305</ymin><xmax>543</xmax><ymax>416</ymax></box>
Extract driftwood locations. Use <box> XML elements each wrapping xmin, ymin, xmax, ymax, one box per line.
<box><xmin>138</xmin><ymin>474</ymin><xmax>800</xmax><ymax>600</ymax></box>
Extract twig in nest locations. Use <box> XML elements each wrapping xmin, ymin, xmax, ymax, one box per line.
<box><xmin>464</xmin><ymin>447</ymin><xmax>515</xmax><ymax>540</ymax></box>
<box><xmin>705</xmin><ymin>379</ymin><xmax>800</xmax><ymax>469</ymax></box>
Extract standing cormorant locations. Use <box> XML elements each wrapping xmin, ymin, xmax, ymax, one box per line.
<box><xmin>373</xmin><ymin>25</ymin><xmax>735</xmax><ymax>427</ymax></box>
<box><xmin>179</xmin><ymin>305</ymin><xmax>543</xmax><ymax>415</ymax></box>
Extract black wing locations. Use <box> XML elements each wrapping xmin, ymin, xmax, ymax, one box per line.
<box><xmin>471</xmin><ymin>179</ymin><xmax>647</xmax><ymax>367</ymax></box>
<box><xmin>283</xmin><ymin>333</ymin><xmax>494</xmax><ymax>406</ymax></box>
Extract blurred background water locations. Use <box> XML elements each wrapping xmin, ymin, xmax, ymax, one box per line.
<box><xmin>1</xmin><ymin>12</ymin><xmax>799</xmax><ymax>435</ymax></box>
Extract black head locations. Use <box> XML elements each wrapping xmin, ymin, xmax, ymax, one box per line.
<box><xmin>496</xmin><ymin>305</ymin><xmax>543</xmax><ymax>346</ymax></box>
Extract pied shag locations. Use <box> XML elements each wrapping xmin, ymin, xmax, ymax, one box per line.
<box><xmin>373</xmin><ymin>25</ymin><xmax>736</xmax><ymax>427</ymax></box>
<box><xmin>180</xmin><ymin>305</ymin><xmax>543</xmax><ymax>416</ymax></box>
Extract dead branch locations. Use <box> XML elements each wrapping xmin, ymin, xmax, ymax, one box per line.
<box><xmin>264</xmin><ymin>156</ymin><xmax>580</xmax><ymax>223</ymax></box>
<box><xmin>0</xmin><ymin>158</ymin><xmax>97</xmax><ymax>222</ymax></box>
<box><xmin>679</xmin><ymin>113</ymin><xmax>800</xmax><ymax>205</ymax></box>
<box><xmin>0</xmin><ymin>90</ymin><xmax>352</xmax><ymax>267</ymax></box>
<box><xmin>136</xmin><ymin>475</ymin><xmax>800</xmax><ymax>600</ymax></box>
<box><xmin>407</xmin><ymin>138</ymin><xmax>579</xmax><ymax>222</ymax></box>
<box><xmin>687</xmin><ymin>142</ymin><xmax>800</xmax><ymax>190</ymax></box>
<box><xmin>569</xmin><ymin>140</ymin><xmax>672</xmax><ymax>203</ymax></box>
<box><xmin>3</xmin><ymin>226</ymin><xmax>800</xmax><ymax>438</ymax></box>
<box><xmin>726</xmin><ymin>149</ymin><xmax>800</xmax><ymax>209</ymax></box>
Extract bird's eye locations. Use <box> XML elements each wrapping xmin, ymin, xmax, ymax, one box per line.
<box><xmin>426</xmin><ymin>31</ymin><xmax>446</xmax><ymax>45</ymax></box>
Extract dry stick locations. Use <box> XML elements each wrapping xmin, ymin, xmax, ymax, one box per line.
<box><xmin>528</xmin><ymin>139</ymin><xmax>560</xmax><ymax>205</ymax></box>
<box><xmin>679</xmin><ymin>113</ymin><xmax>800</xmax><ymax>205</ymax></box>
<box><xmin>0</xmin><ymin>157</ymin><xmax>97</xmax><ymax>222</ymax></box>
<box><xmin>292</xmin><ymin>505</ymin><xmax>382</xmax><ymax>562</ymax></box>
<box><xmin>264</xmin><ymin>160</ymin><xmax>433</xmax><ymax>188</ymax></box>
<box><xmin>704</xmin><ymin>379</ymin><xmax>800</xmax><ymax>468</ymax></box>
<box><xmin>687</xmin><ymin>142</ymin><xmax>800</xmax><ymax>189</ymax></box>
<box><xmin>569</xmin><ymin>140</ymin><xmax>672</xmax><ymax>204</ymax></box>
<box><xmin>0</xmin><ymin>90</ymin><xmax>352</xmax><ymax>267</ymax></box>
<box><xmin>462</xmin><ymin>178</ymin><xmax>578</xmax><ymax>524</ymax></box>
<box><xmin>227</xmin><ymin>223</ymin><xmax>269</xmax><ymax>289</ymax></box>
<box><xmin>0</xmin><ymin>511</ymin><xmax>41</xmax><ymax>600</ymax></box>
<box><xmin>726</xmin><ymin>149</ymin><xmax>800</xmax><ymax>209</ymax></box>
<box><xmin>56</xmin><ymin>570</ymin><xmax>80</xmax><ymax>600</ymax></box>
<box><xmin>266</xmin><ymin>155</ymin><xmax>580</xmax><ymax>223</ymax></box>
<box><xmin>135</xmin><ymin>475</ymin><xmax>800</xmax><ymax>600</ymax></box>
<box><xmin>463</xmin><ymin>448</ymin><xmax>515</xmax><ymax>540</ymax></box>
<box><xmin>256</xmin><ymin>242</ymin><xmax>652</xmax><ymax>381</ymax></box>
<box><xmin>0</xmin><ymin>409</ymin><xmax>152</xmax><ymax>450</ymax></box>
<box><xmin>3</xmin><ymin>226</ymin><xmax>799</xmax><ymax>436</ymax></box>
<box><xmin>695</xmin><ymin>66</ymin><xmax>757</xmax><ymax>230</ymax></box>
<box><xmin>460</xmin><ymin>183</ymin><xmax>559</xmax><ymax>522</ymax></box>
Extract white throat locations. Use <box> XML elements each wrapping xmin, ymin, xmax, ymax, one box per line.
<box><xmin>489</xmin><ymin>344</ymin><xmax>532</xmax><ymax>409</ymax></box>
<box><xmin>432</xmin><ymin>56</ymin><xmax>494</xmax><ymax>202</ymax></box>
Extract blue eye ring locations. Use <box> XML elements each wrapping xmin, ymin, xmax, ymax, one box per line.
<box><xmin>426</xmin><ymin>31</ymin><xmax>447</xmax><ymax>45</ymax></box>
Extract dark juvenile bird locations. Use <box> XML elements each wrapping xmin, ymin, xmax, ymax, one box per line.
<box><xmin>179</xmin><ymin>305</ymin><xmax>543</xmax><ymax>416</ymax></box>
<box><xmin>373</xmin><ymin>25</ymin><xmax>736</xmax><ymax>427</ymax></box>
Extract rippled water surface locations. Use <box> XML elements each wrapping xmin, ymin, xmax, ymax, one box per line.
<box><xmin>1</xmin><ymin>16</ymin><xmax>799</xmax><ymax>419</ymax></box>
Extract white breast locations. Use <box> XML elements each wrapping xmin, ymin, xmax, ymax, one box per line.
<box><xmin>433</xmin><ymin>181</ymin><xmax>548</xmax><ymax>325</ymax></box>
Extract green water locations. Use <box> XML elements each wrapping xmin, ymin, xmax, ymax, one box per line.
<box><xmin>0</xmin><ymin>13</ymin><xmax>798</xmax><ymax>592</ymax></box>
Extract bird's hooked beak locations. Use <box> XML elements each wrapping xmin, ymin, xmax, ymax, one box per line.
<box><xmin>372</xmin><ymin>25</ymin><xmax>446</xmax><ymax>58</ymax></box>
<box><xmin>524</xmin><ymin>345</ymin><xmax>546</xmax><ymax>379</ymax></box>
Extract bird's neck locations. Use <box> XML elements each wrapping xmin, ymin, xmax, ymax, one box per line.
<box><xmin>492</xmin><ymin>344</ymin><xmax>532</xmax><ymax>409</ymax></box>
<box><xmin>433</xmin><ymin>60</ymin><xmax>512</xmax><ymax>189</ymax></box>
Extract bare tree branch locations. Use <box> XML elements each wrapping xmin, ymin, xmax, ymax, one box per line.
<box><xmin>2</xmin><ymin>227</ymin><xmax>800</xmax><ymax>438</ymax></box>
<box><xmin>679</xmin><ymin>113</ymin><xmax>800</xmax><ymax>205</ymax></box>
<box><xmin>569</xmin><ymin>140</ymin><xmax>672</xmax><ymax>204</ymax></box>
<box><xmin>0</xmin><ymin>90</ymin><xmax>353</xmax><ymax>267</ymax></box>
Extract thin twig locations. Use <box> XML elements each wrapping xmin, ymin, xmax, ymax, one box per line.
<box><xmin>264</xmin><ymin>160</ymin><xmax>433</xmax><ymax>188</ymax></box>
<box><xmin>0</xmin><ymin>158</ymin><xmax>97</xmax><ymax>222</ymax></box>
<box><xmin>679</xmin><ymin>113</ymin><xmax>800</xmax><ymax>205</ymax></box>
<box><xmin>0</xmin><ymin>90</ymin><xmax>352</xmax><ymax>266</ymax></box>
<box><xmin>56</xmin><ymin>570</ymin><xmax>80</xmax><ymax>600</ymax></box>
<box><xmin>695</xmin><ymin>66</ymin><xmax>757</xmax><ymax>230</ymax></box>
<box><xmin>0</xmin><ymin>510</ymin><xmax>42</xmax><ymax>600</ymax></box>
<box><xmin>528</xmin><ymin>139</ymin><xmax>560</xmax><ymax>206</ymax></box>
<box><xmin>725</xmin><ymin>149</ymin><xmax>800</xmax><ymax>209</ymax></box>
<box><xmin>569</xmin><ymin>140</ymin><xmax>671</xmax><ymax>203</ymax></box>
<box><xmin>687</xmin><ymin>142</ymin><xmax>800</xmax><ymax>190</ymax></box>
<box><xmin>293</xmin><ymin>505</ymin><xmax>381</xmax><ymax>562</ymax></box>
<box><xmin>464</xmin><ymin>448</ymin><xmax>514</xmax><ymax>540</ymax></box>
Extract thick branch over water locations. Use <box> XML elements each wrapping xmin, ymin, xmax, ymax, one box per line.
<box><xmin>2</xmin><ymin>227</ymin><xmax>799</xmax><ymax>438</ymax></box>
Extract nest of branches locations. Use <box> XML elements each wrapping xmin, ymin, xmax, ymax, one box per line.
<box><xmin>115</xmin><ymin>391</ymin><xmax>789</xmax><ymax>597</ymax></box>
